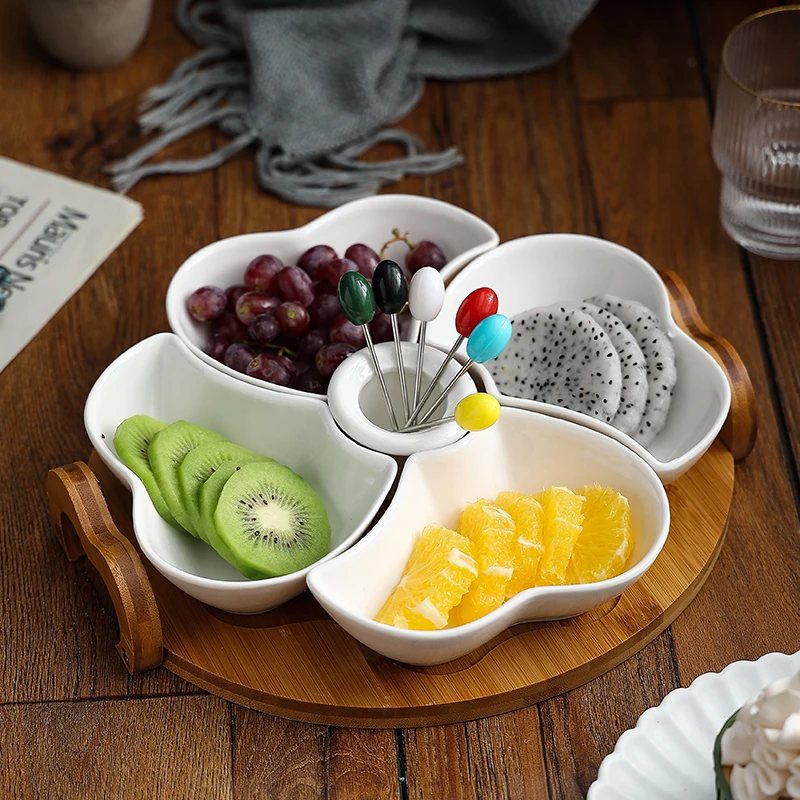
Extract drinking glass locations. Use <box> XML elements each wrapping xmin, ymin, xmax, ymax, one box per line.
<box><xmin>712</xmin><ymin>7</ymin><xmax>800</xmax><ymax>259</ymax></box>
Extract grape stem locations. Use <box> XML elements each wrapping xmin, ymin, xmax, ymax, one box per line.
<box><xmin>380</xmin><ymin>227</ymin><xmax>416</xmax><ymax>258</ymax></box>
<box><xmin>246</xmin><ymin>340</ymin><xmax>297</xmax><ymax>358</ymax></box>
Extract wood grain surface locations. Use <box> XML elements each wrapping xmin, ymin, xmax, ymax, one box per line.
<box><xmin>0</xmin><ymin>696</ymin><xmax>233</xmax><ymax>799</ymax></box>
<box><xmin>2</xmin><ymin>0</ymin><xmax>797</xmax><ymax>796</ymax></box>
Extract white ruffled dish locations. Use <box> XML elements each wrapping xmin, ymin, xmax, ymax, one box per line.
<box><xmin>166</xmin><ymin>193</ymin><xmax>498</xmax><ymax>401</ymax></box>
<box><xmin>589</xmin><ymin>650</ymin><xmax>800</xmax><ymax>800</ymax></box>
<box><xmin>84</xmin><ymin>333</ymin><xmax>397</xmax><ymax>614</ymax></box>
<box><xmin>418</xmin><ymin>234</ymin><xmax>731</xmax><ymax>484</ymax></box>
<box><xmin>307</xmin><ymin>408</ymin><xmax>669</xmax><ymax>666</ymax></box>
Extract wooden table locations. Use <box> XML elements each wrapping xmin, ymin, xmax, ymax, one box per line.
<box><xmin>2</xmin><ymin>0</ymin><xmax>799</xmax><ymax>797</ymax></box>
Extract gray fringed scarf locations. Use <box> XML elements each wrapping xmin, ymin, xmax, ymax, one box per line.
<box><xmin>110</xmin><ymin>0</ymin><xmax>597</xmax><ymax>207</ymax></box>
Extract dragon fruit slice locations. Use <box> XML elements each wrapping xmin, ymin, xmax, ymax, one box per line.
<box><xmin>589</xmin><ymin>294</ymin><xmax>677</xmax><ymax>447</ymax></box>
<box><xmin>579</xmin><ymin>303</ymin><xmax>648</xmax><ymax>437</ymax></box>
<box><xmin>489</xmin><ymin>305</ymin><xmax>622</xmax><ymax>423</ymax></box>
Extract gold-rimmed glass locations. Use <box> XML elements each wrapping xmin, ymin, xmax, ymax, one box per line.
<box><xmin>712</xmin><ymin>6</ymin><xmax>800</xmax><ymax>259</ymax></box>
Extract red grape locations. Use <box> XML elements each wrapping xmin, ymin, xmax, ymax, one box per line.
<box><xmin>318</xmin><ymin>257</ymin><xmax>357</xmax><ymax>290</ymax></box>
<box><xmin>298</xmin><ymin>329</ymin><xmax>329</xmax><ymax>360</ymax></box>
<box><xmin>245</xmin><ymin>353</ymin><xmax>268</xmax><ymax>377</ymax></box>
<box><xmin>276</xmin><ymin>301</ymin><xmax>310</xmax><ymax>336</ymax></box>
<box><xmin>293</xmin><ymin>369</ymin><xmax>328</xmax><ymax>394</ymax></box>
<box><xmin>277</xmin><ymin>266</ymin><xmax>315</xmax><ymax>307</ymax></box>
<box><xmin>248</xmin><ymin>313</ymin><xmax>279</xmax><ymax>343</ymax></box>
<box><xmin>330</xmin><ymin>313</ymin><xmax>366</xmax><ymax>348</ymax></box>
<box><xmin>294</xmin><ymin>360</ymin><xmax>312</xmax><ymax>376</ymax></box>
<box><xmin>244</xmin><ymin>254</ymin><xmax>283</xmax><ymax>293</ymax></box>
<box><xmin>406</xmin><ymin>240</ymin><xmax>446</xmax><ymax>273</ymax></box>
<box><xmin>315</xmin><ymin>343</ymin><xmax>356</xmax><ymax>377</ymax></box>
<box><xmin>262</xmin><ymin>362</ymin><xmax>292</xmax><ymax>387</ymax></box>
<box><xmin>308</xmin><ymin>294</ymin><xmax>341</xmax><ymax>328</ymax></box>
<box><xmin>235</xmin><ymin>291</ymin><xmax>280</xmax><ymax>325</ymax></box>
<box><xmin>298</xmin><ymin>245</ymin><xmax>337</xmax><ymax>280</ymax></box>
<box><xmin>205</xmin><ymin>333</ymin><xmax>230</xmax><ymax>361</ymax></box>
<box><xmin>246</xmin><ymin>353</ymin><xmax>292</xmax><ymax>386</ymax></box>
<box><xmin>187</xmin><ymin>286</ymin><xmax>227</xmax><ymax>321</ymax></box>
<box><xmin>213</xmin><ymin>313</ymin><xmax>248</xmax><ymax>341</ymax></box>
<box><xmin>276</xmin><ymin>354</ymin><xmax>296</xmax><ymax>376</ymax></box>
<box><xmin>224</xmin><ymin>342</ymin><xmax>256</xmax><ymax>373</ymax></box>
<box><xmin>314</xmin><ymin>281</ymin><xmax>336</xmax><ymax>296</ymax></box>
<box><xmin>344</xmin><ymin>244</ymin><xmax>380</xmax><ymax>279</ymax></box>
<box><xmin>225</xmin><ymin>284</ymin><xmax>248</xmax><ymax>314</ymax></box>
<box><xmin>369</xmin><ymin>311</ymin><xmax>393</xmax><ymax>343</ymax></box>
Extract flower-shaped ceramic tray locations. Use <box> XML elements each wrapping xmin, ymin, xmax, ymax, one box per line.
<box><xmin>47</xmin><ymin>265</ymin><xmax>757</xmax><ymax>726</ymax></box>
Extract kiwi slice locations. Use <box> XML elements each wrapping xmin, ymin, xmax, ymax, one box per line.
<box><xmin>148</xmin><ymin>420</ymin><xmax>225</xmax><ymax>537</ymax></box>
<box><xmin>178</xmin><ymin>441</ymin><xmax>272</xmax><ymax>541</ymax></box>
<box><xmin>113</xmin><ymin>415</ymin><xmax>186</xmax><ymax>533</ymax></box>
<box><xmin>198</xmin><ymin>462</ymin><xmax>250</xmax><ymax>568</ymax></box>
<box><xmin>213</xmin><ymin>461</ymin><xmax>331</xmax><ymax>579</ymax></box>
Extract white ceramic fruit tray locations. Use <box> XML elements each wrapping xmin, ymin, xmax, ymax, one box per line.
<box><xmin>46</xmin><ymin>193</ymin><xmax>756</xmax><ymax>727</ymax></box>
<box><xmin>77</xmin><ymin>194</ymin><xmax>750</xmax><ymax>667</ymax></box>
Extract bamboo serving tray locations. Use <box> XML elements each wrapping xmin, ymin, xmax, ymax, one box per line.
<box><xmin>47</xmin><ymin>272</ymin><xmax>757</xmax><ymax>728</ymax></box>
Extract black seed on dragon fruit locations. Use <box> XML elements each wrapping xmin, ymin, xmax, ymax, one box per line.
<box><xmin>579</xmin><ymin>303</ymin><xmax>648</xmax><ymax>437</ymax></box>
<box><xmin>489</xmin><ymin>305</ymin><xmax>622</xmax><ymax>423</ymax></box>
<box><xmin>588</xmin><ymin>294</ymin><xmax>677</xmax><ymax>447</ymax></box>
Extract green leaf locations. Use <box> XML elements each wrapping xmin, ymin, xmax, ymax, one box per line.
<box><xmin>713</xmin><ymin>708</ymin><xmax>740</xmax><ymax>800</ymax></box>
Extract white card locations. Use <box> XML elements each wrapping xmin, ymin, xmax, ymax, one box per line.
<box><xmin>0</xmin><ymin>157</ymin><xmax>143</xmax><ymax>373</ymax></box>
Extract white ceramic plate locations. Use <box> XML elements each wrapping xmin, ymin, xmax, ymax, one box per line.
<box><xmin>166</xmin><ymin>193</ymin><xmax>498</xmax><ymax>400</ymax></box>
<box><xmin>589</xmin><ymin>650</ymin><xmax>800</xmax><ymax>800</ymax></box>
<box><xmin>419</xmin><ymin>234</ymin><xmax>731</xmax><ymax>483</ymax></box>
<box><xmin>84</xmin><ymin>333</ymin><xmax>397</xmax><ymax>614</ymax></box>
<box><xmin>307</xmin><ymin>408</ymin><xmax>669</xmax><ymax>666</ymax></box>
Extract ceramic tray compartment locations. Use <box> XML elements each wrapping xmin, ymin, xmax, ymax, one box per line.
<box><xmin>83</xmin><ymin>333</ymin><xmax>398</xmax><ymax>614</ymax></box>
<box><xmin>167</xmin><ymin>193</ymin><xmax>499</xmax><ymax>401</ymax></box>
<box><xmin>308</xmin><ymin>408</ymin><xmax>670</xmax><ymax>666</ymax></box>
<box><xmin>418</xmin><ymin>234</ymin><xmax>732</xmax><ymax>483</ymax></box>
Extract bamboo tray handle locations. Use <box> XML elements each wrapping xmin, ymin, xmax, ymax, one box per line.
<box><xmin>47</xmin><ymin>462</ymin><xmax>164</xmax><ymax>674</ymax></box>
<box><xmin>660</xmin><ymin>270</ymin><xmax>758</xmax><ymax>460</ymax></box>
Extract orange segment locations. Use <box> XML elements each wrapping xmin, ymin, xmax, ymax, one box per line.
<box><xmin>535</xmin><ymin>486</ymin><xmax>585</xmax><ymax>586</ymax></box>
<box><xmin>449</xmin><ymin>525</ymin><xmax>516</xmax><ymax>625</ymax></box>
<box><xmin>375</xmin><ymin>525</ymin><xmax>478</xmax><ymax>630</ymax></box>
<box><xmin>495</xmin><ymin>491</ymin><xmax>545</xmax><ymax>597</ymax></box>
<box><xmin>569</xmin><ymin>485</ymin><xmax>634</xmax><ymax>583</ymax></box>
<box><xmin>458</xmin><ymin>499</ymin><xmax>515</xmax><ymax>539</ymax></box>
